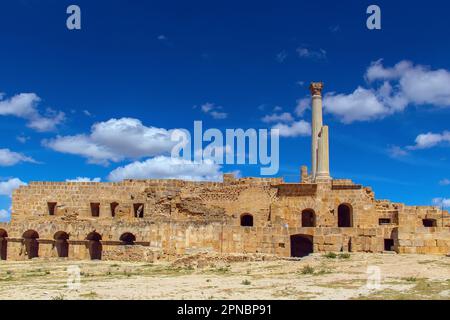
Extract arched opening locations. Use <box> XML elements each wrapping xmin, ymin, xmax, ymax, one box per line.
<box><xmin>0</xmin><ymin>229</ymin><xmax>7</xmax><ymax>260</ymax></box>
<box><xmin>240</xmin><ymin>214</ymin><xmax>254</xmax><ymax>227</ymax></box>
<box><xmin>338</xmin><ymin>204</ymin><xmax>353</xmax><ymax>228</ymax></box>
<box><xmin>119</xmin><ymin>232</ymin><xmax>136</xmax><ymax>245</ymax></box>
<box><xmin>290</xmin><ymin>234</ymin><xmax>313</xmax><ymax>257</ymax></box>
<box><xmin>301</xmin><ymin>209</ymin><xmax>316</xmax><ymax>227</ymax></box>
<box><xmin>86</xmin><ymin>231</ymin><xmax>102</xmax><ymax>260</ymax></box>
<box><xmin>22</xmin><ymin>230</ymin><xmax>39</xmax><ymax>259</ymax></box>
<box><xmin>54</xmin><ymin>231</ymin><xmax>69</xmax><ymax>258</ymax></box>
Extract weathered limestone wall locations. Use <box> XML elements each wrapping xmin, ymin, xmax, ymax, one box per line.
<box><xmin>273</xmin><ymin>182</ymin><xmax>378</xmax><ymax>228</ymax></box>
<box><xmin>396</xmin><ymin>205</ymin><xmax>450</xmax><ymax>254</ymax></box>
<box><xmin>0</xmin><ymin>220</ymin><xmax>393</xmax><ymax>261</ymax></box>
<box><xmin>1</xmin><ymin>176</ymin><xmax>449</xmax><ymax>261</ymax></box>
<box><xmin>11</xmin><ymin>179</ymin><xmax>281</xmax><ymax>223</ymax></box>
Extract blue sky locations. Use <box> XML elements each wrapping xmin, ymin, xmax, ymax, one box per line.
<box><xmin>1</xmin><ymin>0</ymin><xmax>450</xmax><ymax>221</ymax></box>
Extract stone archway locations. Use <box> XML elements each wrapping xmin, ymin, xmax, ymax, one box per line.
<box><xmin>54</xmin><ymin>231</ymin><xmax>69</xmax><ymax>258</ymax></box>
<box><xmin>301</xmin><ymin>209</ymin><xmax>316</xmax><ymax>227</ymax></box>
<box><xmin>290</xmin><ymin>234</ymin><xmax>313</xmax><ymax>257</ymax></box>
<box><xmin>86</xmin><ymin>231</ymin><xmax>102</xmax><ymax>260</ymax></box>
<box><xmin>338</xmin><ymin>204</ymin><xmax>353</xmax><ymax>227</ymax></box>
<box><xmin>119</xmin><ymin>232</ymin><xmax>136</xmax><ymax>245</ymax></box>
<box><xmin>0</xmin><ymin>229</ymin><xmax>7</xmax><ymax>260</ymax></box>
<box><xmin>22</xmin><ymin>230</ymin><xmax>39</xmax><ymax>259</ymax></box>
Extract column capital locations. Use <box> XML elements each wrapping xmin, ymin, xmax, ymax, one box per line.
<box><xmin>309</xmin><ymin>82</ymin><xmax>324</xmax><ymax>97</ymax></box>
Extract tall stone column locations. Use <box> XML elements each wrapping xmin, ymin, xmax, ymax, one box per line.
<box><xmin>309</xmin><ymin>82</ymin><xmax>324</xmax><ymax>181</ymax></box>
<box><xmin>316</xmin><ymin>125</ymin><xmax>331</xmax><ymax>181</ymax></box>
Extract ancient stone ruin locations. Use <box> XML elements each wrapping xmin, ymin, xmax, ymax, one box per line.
<box><xmin>0</xmin><ymin>83</ymin><xmax>449</xmax><ymax>261</ymax></box>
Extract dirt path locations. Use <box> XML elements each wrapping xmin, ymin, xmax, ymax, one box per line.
<box><xmin>0</xmin><ymin>253</ymin><xmax>449</xmax><ymax>300</ymax></box>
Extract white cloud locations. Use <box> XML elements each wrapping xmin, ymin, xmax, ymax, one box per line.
<box><xmin>295</xmin><ymin>98</ymin><xmax>310</xmax><ymax>116</ymax></box>
<box><xmin>66</xmin><ymin>177</ymin><xmax>101</xmax><ymax>182</ymax></box>
<box><xmin>0</xmin><ymin>92</ymin><xmax>37</xmax><ymax>117</ymax></box>
<box><xmin>257</xmin><ymin>104</ymin><xmax>266</xmax><ymax>111</ymax></box>
<box><xmin>201</xmin><ymin>103</ymin><xmax>214</xmax><ymax>113</ymax></box>
<box><xmin>0</xmin><ymin>209</ymin><xmax>9</xmax><ymax>221</ymax></box>
<box><xmin>296</xmin><ymin>47</ymin><xmax>327</xmax><ymax>60</ymax></box>
<box><xmin>324</xmin><ymin>87</ymin><xmax>388</xmax><ymax>123</ymax></box>
<box><xmin>107</xmin><ymin>156</ymin><xmax>222</xmax><ymax>182</ymax></box>
<box><xmin>43</xmin><ymin>134</ymin><xmax>120</xmax><ymax>165</ymax></box>
<box><xmin>387</xmin><ymin>145</ymin><xmax>409</xmax><ymax>158</ymax></box>
<box><xmin>272</xmin><ymin>120</ymin><xmax>311</xmax><ymax>137</ymax></box>
<box><xmin>0</xmin><ymin>149</ymin><xmax>37</xmax><ymax>166</ymax></box>
<box><xmin>406</xmin><ymin>131</ymin><xmax>450</xmax><ymax>150</ymax></box>
<box><xmin>439</xmin><ymin>179</ymin><xmax>450</xmax><ymax>186</ymax></box>
<box><xmin>276</xmin><ymin>51</ymin><xmax>288</xmax><ymax>63</ymax></box>
<box><xmin>329</xmin><ymin>25</ymin><xmax>340</xmax><ymax>33</ymax></box>
<box><xmin>43</xmin><ymin>118</ymin><xmax>179</xmax><ymax>165</ymax></box>
<box><xmin>83</xmin><ymin>110</ymin><xmax>92</xmax><ymax>117</ymax></box>
<box><xmin>0</xmin><ymin>93</ymin><xmax>65</xmax><ymax>131</ymax></box>
<box><xmin>273</xmin><ymin>106</ymin><xmax>282</xmax><ymax>112</ymax></box>
<box><xmin>432</xmin><ymin>197</ymin><xmax>450</xmax><ymax>208</ymax></box>
<box><xmin>366</xmin><ymin>60</ymin><xmax>450</xmax><ymax>106</ymax></box>
<box><xmin>199</xmin><ymin>103</ymin><xmax>228</xmax><ymax>119</ymax></box>
<box><xmin>261</xmin><ymin>112</ymin><xmax>294</xmax><ymax>123</ymax></box>
<box><xmin>325</xmin><ymin>60</ymin><xmax>450</xmax><ymax>123</ymax></box>
<box><xmin>365</xmin><ymin>60</ymin><xmax>413</xmax><ymax>82</ymax></box>
<box><xmin>210</xmin><ymin>111</ymin><xmax>227</xmax><ymax>119</ymax></box>
<box><xmin>16</xmin><ymin>134</ymin><xmax>30</xmax><ymax>144</ymax></box>
<box><xmin>0</xmin><ymin>178</ymin><xmax>27</xmax><ymax>197</ymax></box>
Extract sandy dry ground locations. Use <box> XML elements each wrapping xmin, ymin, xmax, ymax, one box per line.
<box><xmin>0</xmin><ymin>253</ymin><xmax>449</xmax><ymax>300</ymax></box>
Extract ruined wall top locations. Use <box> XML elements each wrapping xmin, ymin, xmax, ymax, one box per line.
<box><xmin>22</xmin><ymin>174</ymin><xmax>284</xmax><ymax>189</ymax></box>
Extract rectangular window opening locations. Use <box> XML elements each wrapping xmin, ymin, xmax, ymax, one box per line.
<box><xmin>134</xmin><ymin>203</ymin><xmax>144</xmax><ymax>218</ymax></box>
<box><xmin>379</xmin><ymin>218</ymin><xmax>391</xmax><ymax>225</ymax></box>
<box><xmin>90</xmin><ymin>203</ymin><xmax>100</xmax><ymax>217</ymax></box>
<box><xmin>48</xmin><ymin>202</ymin><xmax>57</xmax><ymax>216</ymax></box>
<box><xmin>422</xmin><ymin>219</ymin><xmax>437</xmax><ymax>227</ymax></box>
<box><xmin>110</xmin><ymin>202</ymin><xmax>119</xmax><ymax>217</ymax></box>
<box><xmin>384</xmin><ymin>239</ymin><xmax>394</xmax><ymax>251</ymax></box>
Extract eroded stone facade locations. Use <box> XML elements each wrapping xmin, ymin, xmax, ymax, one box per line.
<box><xmin>0</xmin><ymin>173</ymin><xmax>449</xmax><ymax>261</ymax></box>
<box><xmin>1</xmin><ymin>82</ymin><xmax>449</xmax><ymax>261</ymax></box>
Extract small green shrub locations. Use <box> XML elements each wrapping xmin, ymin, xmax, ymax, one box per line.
<box><xmin>300</xmin><ymin>265</ymin><xmax>314</xmax><ymax>275</ymax></box>
<box><xmin>338</xmin><ymin>253</ymin><xmax>350</xmax><ymax>259</ymax></box>
<box><xmin>403</xmin><ymin>277</ymin><xmax>417</xmax><ymax>282</ymax></box>
<box><xmin>51</xmin><ymin>294</ymin><xmax>65</xmax><ymax>300</ymax></box>
<box><xmin>215</xmin><ymin>266</ymin><xmax>230</xmax><ymax>273</ymax></box>
<box><xmin>241</xmin><ymin>279</ymin><xmax>252</xmax><ymax>285</ymax></box>
<box><xmin>324</xmin><ymin>252</ymin><xmax>337</xmax><ymax>259</ymax></box>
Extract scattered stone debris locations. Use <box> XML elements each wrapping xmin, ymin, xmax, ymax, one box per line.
<box><xmin>170</xmin><ymin>253</ymin><xmax>281</xmax><ymax>269</ymax></box>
